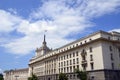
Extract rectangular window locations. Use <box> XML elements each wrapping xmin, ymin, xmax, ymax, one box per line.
<box><xmin>89</xmin><ymin>38</ymin><xmax>92</xmax><ymax>41</ymax></box>
<box><xmin>70</xmin><ymin>66</ymin><xmax>72</xmax><ymax>72</ymax></box>
<box><xmin>61</xmin><ymin>68</ymin><xmax>63</xmax><ymax>73</ymax></box>
<box><xmin>73</xmin><ymin>52</ymin><xmax>75</xmax><ymax>57</ymax></box>
<box><xmin>90</xmin><ymin>47</ymin><xmax>93</xmax><ymax>52</ymax></box>
<box><xmin>70</xmin><ymin>54</ymin><xmax>71</xmax><ymax>58</ymax></box>
<box><xmin>70</xmin><ymin>60</ymin><xmax>72</xmax><ymax>65</ymax></box>
<box><xmin>67</xmin><ymin>54</ymin><xmax>68</xmax><ymax>59</ymax></box>
<box><xmin>64</xmin><ymin>61</ymin><xmax>66</xmax><ymax>66</ymax></box>
<box><xmin>76</xmin><ymin>44</ymin><xmax>78</xmax><ymax>46</ymax></box>
<box><xmin>61</xmin><ymin>62</ymin><xmax>63</xmax><ymax>67</ymax></box>
<box><xmin>59</xmin><ymin>57</ymin><xmax>60</xmax><ymax>61</ymax></box>
<box><xmin>90</xmin><ymin>63</ymin><xmax>94</xmax><ymax>70</ymax></box>
<box><xmin>76</xmin><ymin>51</ymin><xmax>78</xmax><ymax>56</ymax></box>
<box><xmin>111</xmin><ymin>53</ymin><xmax>114</xmax><ymax>61</ymax></box>
<box><xmin>73</xmin><ymin>66</ymin><xmax>75</xmax><ymax>71</ymax></box>
<box><xmin>111</xmin><ymin>63</ymin><xmax>114</xmax><ymax>69</ymax></box>
<box><xmin>70</xmin><ymin>74</ymin><xmax>72</xmax><ymax>79</ymax></box>
<box><xmin>67</xmin><ymin>67</ymin><xmax>69</xmax><ymax>72</ymax></box>
<box><xmin>76</xmin><ymin>58</ymin><xmax>79</xmax><ymax>64</ymax></box>
<box><xmin>73</xmin><ymin>59</ymin><xmax>75</xmax><ymax>64</ymax></box>
<box><xmin>67</xmin><ymin>61</ymin><xmax>69</xmax><ymax>66</ymax></box>
<box><xmin>59</xmin><ymin>68</ymin><xmax>60</xmax><ymax>73</ymax></box>
<box><xmin>73</xmin><ymin>74</ymin><xmax>75</xmax><ymax>79</ymax></box>
<box><xmin>64</xmin><ymin>68</ymin><xmax>66</xmax><ymax>73</ymax></box>
<box><xmin>77</xmin><ymin>65</ymin><xmax>79</xmax><ymax>69</ymax></box>
<box><xmin>90</xmin><ymin>55</ymin><xmax>93</xmax><ymax>61</ymax></box>
<box><xmin>64</xmin><ymin>55</ymin><xmax>65</xmax><ymax>60</ymax></box>
<box><xmin>61</xmin><ymin>56</ymin><xmax>63</xmax><ymax>60</ymax></box>
<box><xmin>80</xmin><ymin>42</ymin><xmax>82</xmax><ymax>45</ymax></box>
<box><xmin>109</xmin><ymin>46</ymin><xmax>112</xmax><ymax>51</ymax></box>
<box><xmin>59</xmin><ymin>63</ymin><xmax>60</xmax><ymax>67</ymax></box>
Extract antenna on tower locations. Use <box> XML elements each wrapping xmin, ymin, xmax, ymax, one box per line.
<box><xmin>43</xmin><ymin>30</ymin><xmax>47</xmax><ymax>45</ymax></box>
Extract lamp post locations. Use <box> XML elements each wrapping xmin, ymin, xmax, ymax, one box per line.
<box><xmin>15</xmin><ymin>75</ymin><xmax>19</xmax><ymax>80</ymax></box>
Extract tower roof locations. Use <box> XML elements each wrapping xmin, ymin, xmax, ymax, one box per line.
<box><xmin>36</xmin><ymin>34</ymin><xmax>51</xmax><ymax>55</ymax></box>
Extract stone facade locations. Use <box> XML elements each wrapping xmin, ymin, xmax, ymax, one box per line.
<box><xmin>4</xmin><ymin>68</ymin><xmax>28</xmax><ymax>80</ymax></box>
<box><xmin>29</xmin><ymin>30</ymin><xmax>120</xmax><ymax>80</ymax></box>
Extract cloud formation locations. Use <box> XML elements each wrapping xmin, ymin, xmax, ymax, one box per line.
<box><xmin>0</xmin><ymin>0</ymin><xmax>120</xmax><ymax>55</ymax></box>
<box><xmin>0</xmin><ymin>68</ymin><xmax>3</xmax><ymax>73</ymax></box>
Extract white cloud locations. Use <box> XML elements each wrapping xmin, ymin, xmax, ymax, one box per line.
<box><xmin>0</xmin><ymin>10</ymin><xmax>21</xmax><ymax>32</ymax></box>
<box><xmin>0</xmin><ymin>68</ymin><xmax>3</xmax><ymax>73</ymax></box>
<box><xmin>0</xmin><ymin>0</ymin><xmax>120</xmax><ymax>55</ymax></box>
<box><xmin>110</xmin><ymin>29</ymin><xmax>120</xmax><ymax>32</ymax></box>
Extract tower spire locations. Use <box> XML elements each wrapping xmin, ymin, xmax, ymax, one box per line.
<box><xmin>43</xmin><ymin>34</ymin><xmax>46</xmax><ymax>46</ymax></box>
<box><xmin>44</xmin><ymin>34</ymin><xmax>46</xmax><ymax>42</ymax></box>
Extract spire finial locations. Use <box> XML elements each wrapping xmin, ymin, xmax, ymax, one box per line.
<box><xmin>44</xmin><ymin>34</ymin><xmax>46</xmax><ymax>42</ymax></box>
<box><xmin>43</xmin><ymin>30</ymin><xmax>47</xmax><ymax>45</ymax></box>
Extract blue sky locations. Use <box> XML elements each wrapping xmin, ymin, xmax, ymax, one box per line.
<box><xmin>0</xmin><ymin>0</ymin><xmax>120</xmax><ymax>73</ymax></box>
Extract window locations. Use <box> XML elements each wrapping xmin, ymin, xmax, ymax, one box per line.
<box><xmin>54</xmin><ymin>69</ymin><xmax>56</xmax><ymax>73</ymax></box>
<box><xmin>67</xmin><ymin>55</ymin><xmax>68</xmax><ymax>59</ymax></box>
<box><xmin>90</xmin><ymin>47</ymin><xmax>93</xmax><ymax>52</ymax></box>
<box><xmin>82</xmin><ymin>55</ymin><xmax>86</xmax><ymax>61</ymax></box>
<box><xmin>73</xmin><ymin>74</ymin><xmax>75</xmax><ymax>79</ymax></box>
<box><xmin>90</xmin><ymin>63</ymin><xmax>94</xmax><ymax>70</ymax></box>
<box><xmin>61</xmin><ymin>56</ymin><xmax>63</xmax><ymax>60</ymax></box>
<box><xmin>73</xmin><ymin>52</ymin><xmax>75</xmax><ymax>57</ymax></box>
<box><xmin>61</xmin><ymin>62</ymin><xmax>63</xmax><ymax>67</ymax></box>
<box><xmin>80</xmin><ymin>42</ymin><xmax>82</xmax><ymax>45</ymax></box>
<box><xmin>67</xmin><ymin>61</ymin><xmax>69</xmax><ymax>66</ymax></box>
<box><xmin>76</xmin><ymin>44</ymin><xmax>78</xmax><ymax>46</ymax></box>
<box><xmin>73</xmin><ymin>45</ymin><xmax>74</xmax><ymax>47</ymax></box>
<box><xmin>64</xmin><ymin>61</ymin><xmax>66</xmax><ymax>66</ymax></box>
<box><xmin>64</xmin><ymin>55</ymin><xmax>65</xmax><ymax>60</ymax></box>
<box><xmin>82</xmin><ymin>64</ymin><xmax>86</xmax><ymax>71</ymax></box>
<box><xmin>90</xmin><ymin>55</ymin><xmax>93</xmax><ymax>61</ymax></box>
<box><xmin>108</xmin><ymin>37</ymin><xmax>110</xmax><ymax>40</ymax></box>
<box><xmin>76</xmin><ymin>58</ymin><xmax>79</xmax><ymax>64</ymax></box>
<box><xmin>59</xmin><ymin>57</ymin><xmax>60</xmax><ymax>61</ymax></box>
<box><xmin>73</xmin><ymin>66</ymin><xmax>75</xmax><ymax>71</ymax></box>
<box><xmin>73</xmin><ymin>59</ymin><xmax>75</xmax><ymax>64</ymax></box>
<box><xmin>70</xmin><ymin>54</ymin><xmax>71</xmax><ymax>58</ymax></box>
<box><xmin>77</xmin><ymin>65</ymin><xmax>79</xmax><ymax>69</ymax></box>
<box><xmin>111</xmin><ymin>63</ymin><xmax>114</xmax><ymax>69</ymax></box>
<box><xmin>61</xmin><ymin>68</ymin><xmax>63</xmax><ymax>73</ymax></box>
<box><xmin>85</xmin><ymin>40</ymin><xmax>87</xmax><ymax>43</ymax></box>
<box><xmin>70</xmin><ymin>60</ymin><xmax>72</xmax><ymax>65</ymax></box>
<box><xmin>64</xmin><ymin>68</ymin><xmax>66</xmax><ymax>73</ymax></box>
<box><xmin>76</xmin><ymin>51</ymin><xmax>78</xmax><ymax>56</ymax></box>
<box><xmin>70</xmin><ymin>74</ymin><xmax>72</xmax><ymax>79</ymax></box>
<box><xmin>70</xmin><ymin>66</ymin><xmax>72</xmax><ymax>72</ymax></box>
<box><xmin>89</xmin><ymin>38</ymin><xmax>92</xmax><ymax>41</ymax></box>
<box><xmin>110</xmin><ymin>53</ymin><xmax>114</xmax><ymax>61</ymax></box>
<box><xmin>67</xmin><ymin>67</ymin><xmax>69</xmax><ymax>72</ymax></box>
<box><xmin>109</xmin><ymin>46</ymin><xmax>112</xmax><ymax>51</ymax></box>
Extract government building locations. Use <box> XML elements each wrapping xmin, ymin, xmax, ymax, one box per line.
<box><xmin>4</xmin><ymin>30</ymin><xmax>120</xmax><ymax>80</ymax></box>
<box><xmin>29</xmin><ymin>30</ymin><xmax>120</xmax><ymax>80</ymax></box>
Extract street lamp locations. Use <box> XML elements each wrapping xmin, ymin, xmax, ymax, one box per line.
<box><xmin>15</xmin><ymin>75</ymin><xmax>19</xmax><ymax>80</ymax></box>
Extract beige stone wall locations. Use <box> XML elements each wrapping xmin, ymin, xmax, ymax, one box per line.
<box><xmin>4</xmin><ymin>68</ymin><xmax>28</xmax><ymax>80</ymax></box>
<box><xmin>29</xmin><ymin>31</ymin><xmax>120</xmax><ymax>78</ymax></box>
